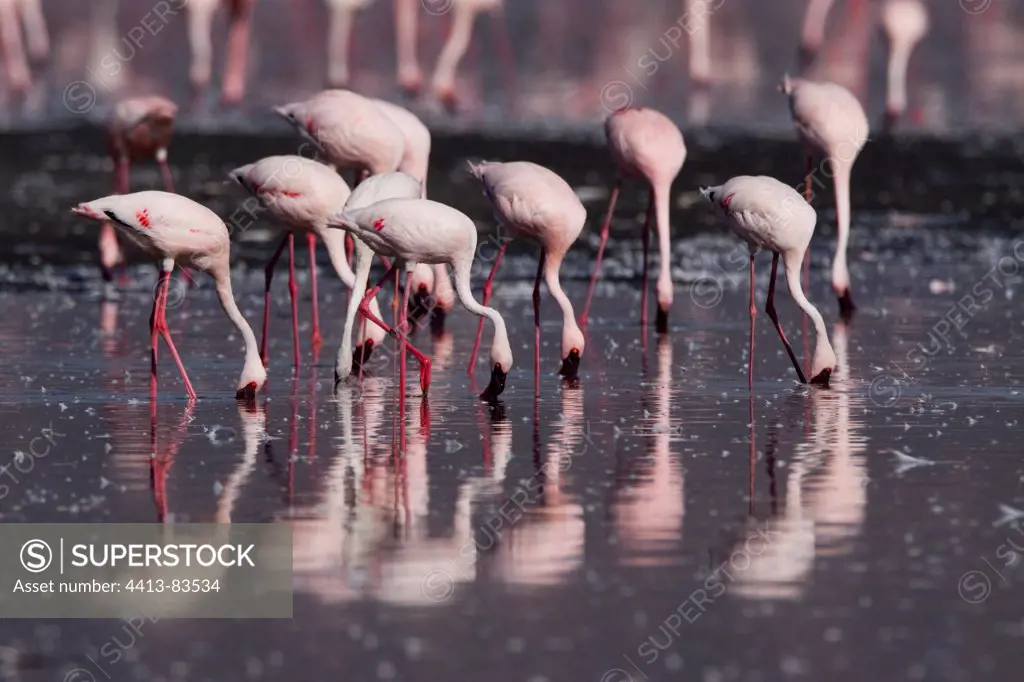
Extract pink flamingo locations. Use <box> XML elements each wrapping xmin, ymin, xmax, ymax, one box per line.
<box><xmin>684</xmin><ymin>0</ymin><xmax>712</xmax><ymax>86</ymax></box>
<box><xmin>325</xmin><ymin>0</ymin><xmax>372</xmax><ymax>88</ymax></box>
<box><xmin>328</xmin><ymin>197</ymin><xmax>513</xmax><ymax>402</ymax></box>
<box><xmin>371</xmin><ymin>97</ymin><xmax>455</xmax><ymax>325</ymax></box>
<box><xmin>15</xmin><ymin>0</ymin><xmax>47</xmax><ymax>60</ymax></box>
<box><xmin>780</xmin><ymin>74</ymin><xmax>868</xmax><ymax>320</ymax></box>
<box><xmin>798</xmin><ymin>0</ymin><xmax>836</xmax><ymax>69</ymax></box>
<box><xmin>431</xmin><ymin>0</ymin><xmax>516</xmax><ymax>111</ymax></box>
<box><xmin>581</xmin><ymin>107</ymin><xmax>686</xmax><ymax>334</ymax></box>
<box><xmin>71</xmin><ymin>191</ymin><xmax>267</xmax><ymax>401</ymax></box>
<box><xmin>100</xmin><ymin>96</ymin><xmax>178</xmax><ymax>293</ymax></box>
<box><xmin>229</xmin><ymin>155</ymin><xmax>388</xmax><ymax>372</ymax></box>
<box><xmin>880</xmin><ymin>0</ymin><xmax>929</xmax><ymax>129</ymax></box>
<box><xmin>186</xmin><ymin>0</ymin><xmax>254</xmax><ymax>104</ymax></box>
<box><xmin>467</xmin><ymin>160</ymin><xmax>585</xmax><ymax>382</ymax></box>
<box><xmin>333</xmin><ymin>171</ymin><xmax>423</xmax><ymax>385</ymax></box>
<box><xmin>699</xmin><ymin>176</ymin><xmax>836</xmax><ymax>389</ymax></box>
<box><xmin>0</xmin><ymin>0</ymin><xmax>30</xmax><ymax>92</ymax></box>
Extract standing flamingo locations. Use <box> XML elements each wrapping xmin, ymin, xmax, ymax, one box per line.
<box><xmin>581</xmin><ymin>107</ymin><xmax>685</xmax><ymax>334</ymax></box>
<box><xmin>698</xmin><ymin>176</ymin><xmax>836</xmax><ymax>388</ymax></box>
<box><xmin>100</xmin><ymin>96</ymin><xmax>178</xmax><ymax>294</ymax></box>
<box><xmin>880</xmin><ymin>0</ymin><xmax>929</xmax><ymax>130</ymax></box>
<box><xmin>780</xmin><ymin>74</ymin><xmax>868</xmax><ymax>320</ymax></box>
<box><xmin>71</xmin><ymin>191</ymin><xmax>267</xmax><ymax>401</ymax></box>
<box><xmin>229</xmin><ymin>155</ymin><xmax>387</xmax><ymax>372</ymax></box>
<box><xmin>333</xmin><ymin>171</ymin><xmax>423</xmax><ymax>385</ymax></box>
<box><xmin>327</xmin><ymin>197</ymin><xmax>513</xmax><ymax>402</ymax></box>
<box><xmin>186</xmin><ymin>0</ymin><xmax>254</xmax><ymax>104</ymax></box>
<box><xmin>467</xmin><ymin>161</ymin><xmax>585</xmax><ymax>381</ymax></box>
<box><xmin>371</xmin><ymin>97</ymin><xmax>455</xmax><ymax>325</ymax></box>
<box><xmin>431</xmin><ymin>0</ymin><xmax>517</xmax><ymax>111</ymax></box>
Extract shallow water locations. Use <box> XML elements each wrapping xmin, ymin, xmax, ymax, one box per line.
<box><xmin>2</xmin><ymin>220</ymin><xmax>1024</xmax><ymax>680</ymax></box>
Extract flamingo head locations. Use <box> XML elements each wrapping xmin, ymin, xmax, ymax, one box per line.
<box><xmin>235</xmin><ymin>358</ymin><xmax>267</xmax><ymax>401</ymax></box>
<box><xmin>558</xmin><ymin>324</ymin><xmax>585</xmax><ymax>381</ymax></box>
<box><xmin>71</xmin><ymin>202</ymin><xmax>107</xmax><ymax>222</ymax></box>
<box><xmin>480</xmin><ymin>342</ymin><xmax>513</xmax><ymax>403</ymax></box>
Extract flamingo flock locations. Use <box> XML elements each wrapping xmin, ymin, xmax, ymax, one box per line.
<box><xmin>58</xmin><ymin>0</ymin><xmax>941</xmax><ymax>406</ymax></box>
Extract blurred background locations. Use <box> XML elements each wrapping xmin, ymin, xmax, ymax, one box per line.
<box><xmin>0</xmin><ymin>0</ymin><xmax>1021</xmax><ymax>135</ymax></box>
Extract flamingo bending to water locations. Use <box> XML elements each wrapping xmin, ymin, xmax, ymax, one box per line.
<box><xmin>328</xmin><ymin>197</ymin><xmax>513</xmax><ymax>402</ymax></box>
<box><xmin>229</xmin><ymin>155</ymin><xmax>388</xmax><ymax>371</ymax></box>
<box><xmin>699</xmin><ymin>176</ymin><xmax>836</xmax><ymax>388</ymax></box>
<box><xmin>780</xmin><ymin>74</ymin><xmax>868</xmax><ymax>320</ymax></box>
<box><xmin>582</xmin><ymin>107</ymin><xmax>686</xmax><ymax>334</ymax></box>
<box><xmin>71</xmin><ymin>191</ymin><xmax>266</xmax><ymax>401</ymax></box>
<box><xmin>467</xmin><ymin>160</ymin><xmax>586</xmax><ymax>382</ymax></box>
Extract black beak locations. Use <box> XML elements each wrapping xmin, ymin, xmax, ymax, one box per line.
<box><xmin>558</xmin><ymin>349</ymin><xmax>581</xmax><ymax>381</ymax></box>
<box><xmin>809</xmin><ymin>368</ymin><xmax>832</xmax><ymax>388</ymax></box>
<box><xmin>235</xmin><ymin>381</ymin><xmax>257</xmax><ymax>401</ymax></box>
<box><xmin>479</xmin><ymin>363</ymin><xmax>508</xmax><ymax>402</ymax></box>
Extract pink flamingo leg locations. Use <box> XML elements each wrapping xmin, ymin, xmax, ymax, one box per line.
<box><xmin>802</xmin><ymin>153</ymin><xmax>812</xmax><ymax>290</ymax></box>
<box><xmin>490</xmin><ymin>9</ymin><xmax>518</xmax><ymax>109</ymax></box>
<box><xmin>640</xmin><ymin>189</ymin><xmax>653</xmax><ymax>328</ymax></box>
<box><xmin>468</xmin><ymin>242</ymin><xmax>507</xmax><ymax>373</ymax></box>
<box><xmin>748</xmin><ymin>255</ymin><xmax>756</xmax><ymax>392</ymax></box>
<box><xmin>399</xmin><ymin>269</ymin><xmax>415</xmax><ymax>442</ymax></box>
<box><xmin>260</xmin><ymin>233</ymin><xmax>291</xmax><ymax>366</ymax></box>
<box><xmin>533</xmin><ymin>249</ymin><xmax>545</xmax><ymax>395</ymax></box>
<box><xmin>580</xmin><ymin>180</ymin><xmax>620</xmax><ymax>326</ymax></box>
<box><xmin>155</xmin><ymin>267</ymin><xmax>197</xmax><ymax>400</ymax></box>
<box><xmin>357</xmin><ymin>263</ymin><xmax>433</xmax><ymax>393</ymax></box>
<box><xmin>766</xmin><ymin>252</ymin><xmax>808</xmax><ymax>384</ymax></box>
<box><xmin>287</xmin><ymin>234</ymin><xmax>301</xmax><ymax>372</ymax></box>
<box><xmin>222</xmin><ymin>0</ymin><xmax>253</xmax><ymax>104</ymax></box>
<box><xmin>308</xmin><ymin>233</ymin><xmax>322</xmax><ymax>349</ymax></box>
<box><xmin>149</xmin><ymin>271</ymin><xmax>167</xmax><ymax>400</ymax></box>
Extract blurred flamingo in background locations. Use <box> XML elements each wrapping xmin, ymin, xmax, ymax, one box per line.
<box><xmin>685</xmin><ymin>0</ymin><xmax>712</xmax><ymax>86</ymax></box>
<box><xmin>581</xmin><ymin>107</ymin><xmax>686</xmax><ymax>334</ymax></box>
<box><xmin>880</xmin><ymin>0</ymin><xmax>929</xmax><ymax>130</ymax></box>
<box><xmin>394</xmin><ymin>0</ymin><xmax>422</xmax><ymax>94</ymax></box>
<box><xmin>15</xmin><ymin>0</ymin><xmax>46</xmax><ymax>60</ymax></box>
<box><xmin>467</xmin><ymin>160</ymin><xmax>586</xmax><ymax>384</ymax></box>
<box><xmin>186</xmin><ymin>0</ymin><xmax>255</xmax><ymax>104</ymax></box>
<box><xmin>100</xmin><ymin>96</ymin><xmax>178</xmax><ymax>296</ymax></box>
<box><xmin>0</xmin><ymin>0</ymin><xmax>30</xmax><ymax>92</ymax></box>
<box><xmin>798</xmin><ymin>0</ymin><xmax>836</xmax><ymax>69</ymax></box>
<box><xmin>780</xmin><ymin>74</ymin><xmax>869</xmax><ymax>320</ymax></box>
<box><xmin>325</xmin><ymin>0</ymin><xmax>372</xmax><ymax>88</ymax></box>
<box><xmin>431</xmin><ymin>0</ymin><xmax>516</xmax><ymax>111</ymax></box>
<box><xmin>229</xmin><ymin>155</ymin><xmax>388</xmax><ymax>372</ymax></box>
<box><xmin>371</xmin><ymin>97</ymin><xmax>455</xmax><ymax>328</ymax></box>
<box><xmin>71</xmin><ymin>191</ymin><xmax>267</xmax><ymax>401</ymax></box>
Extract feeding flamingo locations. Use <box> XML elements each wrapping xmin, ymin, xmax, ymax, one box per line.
<box><xmin>699</xmin><ymin>175</ymin><xmax>836</xmax><ymax>389</ymax></box>
<box><xmin>371</xmin><ymin>97</ymin><xmax>455</xmax><ymax>326</ymax></box>
<box><xmin>467</xmin><ymin>160</ymin><xmax>585</xmax><ymax>382</ymax></box>
<box><xmin>780</xmin><ymin>74</ymin><xmax>869</xmax><ymax>320</ymax></box>
<box><xmin>327</xmin><ymin>197</ymin><xmax>513</xmax><ymax>402</ymax></box>
<box><xmin>333</xmin><ymin>171</ymin><xmax>423</xmax><ymax>385</ymax></box>
<box><xmin>581</xmin><ymin>106</ymin><xmax>686</xmax><ymax>334</ymax></box>
<box><xmin>71</xmin><ymin>191</ymin><xmax>267</xmax><ymax>401</ymax></box>
<box><xmin>880</xmin><ymin>0</ymin><xmax>929</xmax><ymax>130</ymax></box>
<box><xmin>186</xmin><ymin>0</ymin><xmax>254</xmax><ymax>104</ymax></box>
<box><xmin>228</xmin><ymin>155</ymin><xmax>388</xmax><ymax>372</ymax></box>
<box><xmin>100</xmin><ymin>96</ymin><xmax>178</xmax><ymax>294</ymax></box>
<box><xmin>431</xmin><ymin>0</ymin><xmax>516</xmax><ymax>111</ymax></box>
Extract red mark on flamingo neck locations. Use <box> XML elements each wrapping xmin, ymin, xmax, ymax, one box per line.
<box><xmin>136</xmin><ymin>209</ymin><xmax>151</xmax><ymax>228</ymax></box>
<box><xmin>720</xmin><ymin>194</ymin><xmax>735</xmax><ymax>210</ymax></box>
<box><xmin>372</xmin><ymin>218</ymin><xmax>385</xmax><ymax>231</ymax></box>
<box><xmin>304</xmin><ymin>118</ymin><xmax>316</xmax><ymax>135</ymax></box>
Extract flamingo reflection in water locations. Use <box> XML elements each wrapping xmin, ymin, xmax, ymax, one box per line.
<box><xmin>611</xmin><ymin>336</ymin><xmax>685</xmax><ymax>567</ymax></box>
<box><xmin>729</xmin><ymin>324</ymin><xmax>867</xmax><ymax>600</ymax></box>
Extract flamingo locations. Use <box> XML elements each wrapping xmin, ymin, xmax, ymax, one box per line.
<box><xmin>467</xmin><ymin>161</ymin><xmax>586</xmax><ymax>382</ymax></box>
<box><xmin>15</xmin><ymin>0</ymin><xmax>47</xmax><ymax>60</ymax></box>
<box><xmin>325</xmin><ymin>0</ymin><xmax>373</xmax><ymax>88</ymax></box>
<box><xmin>228</xmin><ymin>155</ymin><xmax>388</xmax><ymax>372</ymax></box>
<box><xmin>186</xmin><ymin>0</ymin><xmax>254</xmax><ymax>104</ymax></box>
<box><xmin>798</xmin><ymin>0</ymin><xmax>836</xmax><ymax>69</ymax></box>
<box><xmin>394</xmin><ymin>0</ymin><xmax>422</xmax><ymax>95</ymax></box>
<box><xmin>70</xmin><ymin>191</ymin><xmax>267</xmax><ymax>401</ymax></box>
<box><xmin>327</xmin><ymin>197</ymin><xmax>513</xmax><ymax>402</ymax></box>
<box><xmin>880</xmin><ymin>0</ymin><xmax>929</xmax><ymax>130</ymax></box>
<box><xmin>0</xmin><ymin>0</ymin><xmax>30</xmax><ymax>92</ymax></box>
<box><xmin>684</xmin><ymin>0</ymin><xmax>712</xmax><ymax>86</ymax></box>
<box><xmin>333</xmin><ymin>171</ymin><xmax>423</xmax><ymax>385</ymax></box>
<box><xmin>581</xmin><ymin>107</ymin><xmax>686</xmax><ymax>334</ymax></box>
<box><xmin>370</xmin><ymin>98</ymin><xmax>455</xmax><ymax>324</ymax></box>
<box><xmin>100</xmin><ymin>96</ymin><xmax>178</xmax><ymax>294</ymax></box>
<box><xmin>698</xmin><ymin>175</ymin><xmax>836</xmax><ymax>389</ymax></box>
<box><xmin>780</xmin><ymin>74</ymin><xmax>869</xmax><ymax>320</ymax></box>
<box><xmin>431</xmin><ymin>0</ymin><xmax>516</xmax><ymax>111</ymax></box>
